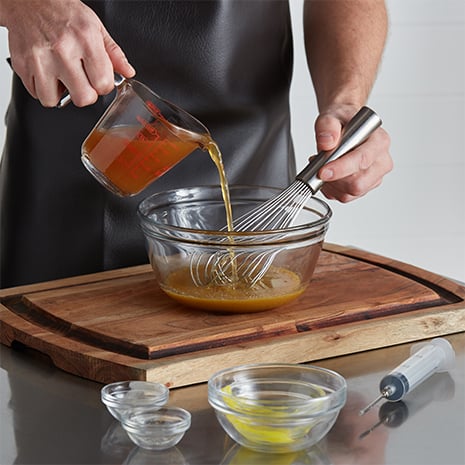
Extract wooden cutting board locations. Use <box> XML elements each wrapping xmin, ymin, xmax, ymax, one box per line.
<box><xmin>1</xmin><ymin>244</ymin><xmax>464</xmax><ymax>387</ymax></box>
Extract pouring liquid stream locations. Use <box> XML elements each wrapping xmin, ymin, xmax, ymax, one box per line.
<box><xmin>200</xmin><ymin>139</ymin><xmax>238</xmax><ymax>284</ymax></box>
<box><xmin>173</xmin><ymin>136</ymin><xmax>309</xmax><ymax>310</ymax></box>
<box><xmin>201</xmin><ymin>139</ymin><xmax>234</xmax><ymax>235</ymax></box>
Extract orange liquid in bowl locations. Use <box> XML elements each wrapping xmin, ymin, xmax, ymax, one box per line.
<box><xmin>161</xmin><ymin>266</ymin><xmax>305</xmax><ymax>313</ymax></box>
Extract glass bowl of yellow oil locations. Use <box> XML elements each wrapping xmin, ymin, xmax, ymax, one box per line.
<box><xmin>138</xmin><ymin>185</ymin><xmax>331</xmax><ymax>313</ymax></box>
<box><xmin>208</xmin><ymin>363</ymin><xmax>347</xmax><ymax>454</ymax></box>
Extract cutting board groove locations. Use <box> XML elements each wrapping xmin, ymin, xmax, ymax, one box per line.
<box><xmin>1</xmin><ymin>244</ymin><xmax>464</xmax><ymax>387</ymax></box>
<box><xmin>333</xmin><ymin>250</ymin><xmax>463</xmax><ymax>303</ymax></box>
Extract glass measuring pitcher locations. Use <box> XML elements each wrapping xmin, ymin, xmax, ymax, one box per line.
<box><xmin>81</xmin><ymin>78</ymin><xmax>210</xmax><ymax>197</ymax></box>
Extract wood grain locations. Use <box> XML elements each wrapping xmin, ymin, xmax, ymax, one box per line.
<box><xmin>1</xmin><ymin>244</ymin><xmax>464</xmax><ymax>387</ymax></box>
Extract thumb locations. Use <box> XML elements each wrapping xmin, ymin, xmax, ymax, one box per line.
<box><xmin>102</xmin><ymin>29</ymin><xmax>136</xmax><ymax>78</ymax></box>
<box><xmin>314</xmin><ymin>113</ymin><xmax>343</xmax><ymax>152</ymax></box>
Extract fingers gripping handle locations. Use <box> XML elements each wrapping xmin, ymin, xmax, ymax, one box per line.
<box><xmin>56</xmin><ymin>73</ymin><xmax>126</xmax><ymax>109</ymax></box>
<box><xmin>295</xmin><ymin>106</ymin><xmax>382</xmax><ymax>194</ymax></box>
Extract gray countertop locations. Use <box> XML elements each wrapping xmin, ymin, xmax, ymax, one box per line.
<box><xmin>1</xmin><ymin>332</ymin><xmax>464</xmax><ymax>465</ymax></box>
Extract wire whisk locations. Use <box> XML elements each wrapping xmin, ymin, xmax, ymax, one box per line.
<box><xmin>190</xmin><ymin>107</ymin><xmax>382</xmax><ymax>287</ymax></box>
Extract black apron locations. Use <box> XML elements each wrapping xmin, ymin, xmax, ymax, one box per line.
<box><xmin>0</xmin><ymin>0</ymin><xmax>294</xmax><ymax>288</ymax></box>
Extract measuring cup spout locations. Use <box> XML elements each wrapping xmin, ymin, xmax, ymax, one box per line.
<box><xmin>56</xmin><ymin>73</ymin><xmax>126</xmax><ymax>109</ymax></box>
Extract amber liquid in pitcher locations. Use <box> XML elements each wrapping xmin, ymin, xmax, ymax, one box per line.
<box><xmin>83</xmin><ymin>109</ymin><xmax>234</xmax><ymax>227</ymax></box>
<box><xmin>83</xmin><ymin>125</ymin><xmax>200</xmax><ymax>196</ymax></box>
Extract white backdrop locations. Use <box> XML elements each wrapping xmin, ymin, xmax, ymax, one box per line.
<box><xmin>290</xmin><ymin>0</ymin><xmax>465</xmax><ymax>282</ymax></box>
<box><xmin>0</xmin><ymin>0</ymin><xmax>464</xmax><ymax>282</ymax></box>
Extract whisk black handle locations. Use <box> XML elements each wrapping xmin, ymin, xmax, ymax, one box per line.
<box><xmin>295</xmin><ymin>106</ymin><xmax>382</xmax><ymax>193</ymax></box>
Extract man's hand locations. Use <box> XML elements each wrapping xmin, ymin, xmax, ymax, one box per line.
<box><xmin>314</xmin><ymin>105</ymin><xmax>392</xmax><ymax>202</ymax></box>
<box><xmin>1</xmin><ymin>0</ymin><xmax>135</xmax><ymax>107</ymax></box>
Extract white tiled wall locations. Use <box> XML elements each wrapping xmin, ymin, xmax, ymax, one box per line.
<box><xmin>0</xmin><ymin>1</ymin><xmax>464</xmax><ymax>282</ymax></box>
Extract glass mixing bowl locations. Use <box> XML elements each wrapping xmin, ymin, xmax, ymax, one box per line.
<box><xmin>138</xmin><ymin>185</ymin><xmax>331</xmax><ymax>313</ymax></box>
<box><xmin>208</xmin><ymin>363</ymin><xmax>347</xmax><ymax>454</ymax></box>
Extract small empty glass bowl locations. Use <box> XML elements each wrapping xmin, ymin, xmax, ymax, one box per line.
<box><xmin>208</xmin><ymin>363</ymin><xmax>347</xmax><ymax>454</ymax></box>
<box><xmin>101</xmin><ymin>380</ymin><xmax>169</xmax><ymax>422</ymax></box>
<box><xmin>120</xmin><ymin>406</ymin><xmax>191</xmax><ymax>450</ymax></box>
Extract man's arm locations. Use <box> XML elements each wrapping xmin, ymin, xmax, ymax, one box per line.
<box><xmin>303</xmin><ymin>0</ymin><xmax>392</xmax><ymax>202</ymax></box>
<box><xmin>304</xmin><ymin>0</ymin><xmax>388</xmax><ymax>111</ymax></box>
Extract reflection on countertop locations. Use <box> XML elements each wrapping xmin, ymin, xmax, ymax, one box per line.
<box><xmin>1</xmin><ymin>333</ymin><xmax>464</xmax><ymax>464</ymax></box>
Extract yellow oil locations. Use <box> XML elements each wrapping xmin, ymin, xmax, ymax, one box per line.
<box><xmin>221</xmin><ymin>383</ymin><xmax>328</xmax><ymax>445</ymax></box>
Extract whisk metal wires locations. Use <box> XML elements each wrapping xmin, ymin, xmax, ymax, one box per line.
<box><xmin>190</xmin><ymin>107</ymin><xmax>382</xmax><ymax>287</ymax></box>
<box><xmin>231</xmin><ymin>180</ymin><xmax>313</xmax><ymax>232</ymax></box>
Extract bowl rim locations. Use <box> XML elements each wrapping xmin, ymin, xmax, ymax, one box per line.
<box><xmin>100</xmin><ymin>380</ymin><xmax>169</xmax><ymax>408</ymax></box>
<box><xmin>138</xmin><ymin>184</ymin><xmax>332</xmax><ymax>242</ymax></box>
